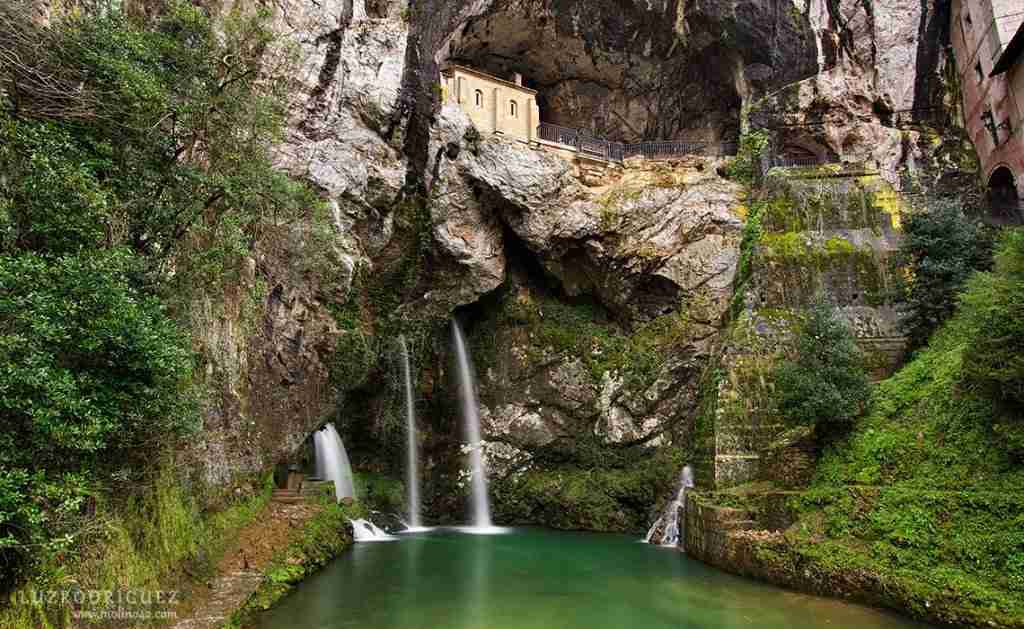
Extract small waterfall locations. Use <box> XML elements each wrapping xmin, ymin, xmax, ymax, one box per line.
<box><xmin>398</xmin><ymin>335</ymin><xmax>424</xmax><ymax>530</ymax></box>
<box><xmin>350</xmin><ymin>518</ymin><xmax>397</xmax><ymax>542</ymax></box>
<box><xmin>451</xmin><ymin>320</ymin><xmax>493</xmax><ymax>529</ymax></box>
<box><xmin>314</xmin><ymin>423</ymin><xmax>356</xmax><ymax>502</ymax></box>
<box><xmin>645</xmin><ymin>465</ymin><xmax>694</xmax><ymax>548</ymax></box>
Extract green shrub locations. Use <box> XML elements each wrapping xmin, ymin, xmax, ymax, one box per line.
<box><xmin>960</xmin><ymin>229</ymin><xmax>1024</xmax><ymax>455</ymax></box>
<box><xmin>0</xmin><ymin>1</ymin><xmax>319</xmax><ymax>594</ymax></box>
<box><xmin>897</xmin><ymin>197</ymin><xmax>991</xmax><ymax>349</ymax></box>
<box><xmin>0</xmin><ymin>251</ymin><xmax>196</xmax><ymax>464</ymax></box>
<box><xmin>772</xmin><ymin>297</ymin><xmax>871</xmax><ymax>438</ymax></box>
<box><xmin>723</xmin><ymin>129</ymin><xmax>770</xmax><ymax>185</ymax></box>
<box><xmin>0</xmin><ymin>251</ymin><xmax>195</xmax><ymax>590</ymax></box>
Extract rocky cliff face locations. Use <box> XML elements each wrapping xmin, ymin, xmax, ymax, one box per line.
<box><xmin>429</xmin><ymin>105</ymin><xmax>744</xmax><ymax>451</ymax></box>
<box><xmin>175</xmin><ymin>0</ymin><xmax>953</xmax><ymax>510</ymax></box>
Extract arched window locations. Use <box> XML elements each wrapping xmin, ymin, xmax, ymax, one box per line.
<box><xmin>474</xmin><ymin>90</ymin><xmax>483</xmax><ymax>108</ymax></box>
<box><xmin>509</xmin><ymin>100</ymin><xmax>518</xmax><ymax>118</ymax></box>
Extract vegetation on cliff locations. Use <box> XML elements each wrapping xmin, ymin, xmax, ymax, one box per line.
<box><xmin>491</xmin><ymin>441</ymin><xmax>686</xmax><ymax>533</ymax></box>
<box><xmin>0</xmin><ymin>0</ymin><xmax>323</xmax><ymax>616</ymax></box>
<box><xmin>771</xmin><ymin>298</ymin><xmax>870</xmax><ymax>439</ymax></box>
<box><xmin>897</xmin><ymin>198</ymin><xmax>992</xmax><ymax>349</ymax></box>
<box><xmin>778</xmin><ymin>229</ymin><xmax>1024</xmax><ymax>625</ymax></box>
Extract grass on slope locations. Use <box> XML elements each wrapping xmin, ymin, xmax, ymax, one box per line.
<box><xmin>788</xmin><ymin>316</ymin><xmax>1024</xmax><ymax>623</ymax></box>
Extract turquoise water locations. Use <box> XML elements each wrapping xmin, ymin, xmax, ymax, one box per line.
<box><xmin>251</xmin><ymin>527</ymin><xmax>930</xmax><ymax>629</ymax></box>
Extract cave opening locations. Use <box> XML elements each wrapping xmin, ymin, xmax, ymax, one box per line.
<box><xmin>442</xmin><ymin>5</ymin><xmax>748</xmax><ymax>144</ymax></box>
<box><xmin>454</xmin><ymin>224</ymin><xmax>615</xmax><ymax>338</ymax></box>
<box><xmin>438</xmin><ymin>0</ymin><xmax>820</xmax><ymax>147</ymax></box>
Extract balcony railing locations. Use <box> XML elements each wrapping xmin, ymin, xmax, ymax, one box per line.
<box><xmin>769</xmin><ymin>155</ymin><xmax>826</xmax><ymax>169</ymax></box>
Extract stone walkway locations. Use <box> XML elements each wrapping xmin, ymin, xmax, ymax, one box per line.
<box><xmin>170</xmin><ymin>499</ymin><xmax>323</xmax><ymax>629</ymax></box>
<box><xmin>171</xmin><ymin>571</ymin><xmax>263</xmax><ymax>629</ymax></box>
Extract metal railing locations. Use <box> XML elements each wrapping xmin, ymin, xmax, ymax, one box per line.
<box><xmin>536</xmin><ymin>122</ymin><xmax>737</xmax><ymax>162</ymax></box>
<box><xmin>623</xmin><ymin>141</ymin><xmax>708</xmax><ymax>160</ymax></box>
<box><xmin>538</xmin><ymin>122</ymin><xmax>582</xmax><ymax>147</ymax></box>
<box><xmin>537</xmin><ymin>123</ymin><xmax>622</xmax><ymax>162</ymax></box>
<box><xmin>769</xmin><ymin>155</ymin><xmax>826</xmax><ymax>168</ymax></box>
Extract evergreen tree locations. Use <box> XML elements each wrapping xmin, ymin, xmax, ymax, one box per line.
<box><xmin>773</xmin><ymin>297</ymin><xmax>871</xmax><ymax>439</ymax></box>
<box><xmin>898</xmin><ymin>198</ymin><xmax>991</xmax><ymax>349</ymax></box>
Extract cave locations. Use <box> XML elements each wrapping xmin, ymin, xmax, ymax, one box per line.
<box><xmin>439</xmin><ymin>0</ymin><xmax>820</xmax><ymax>145</ymax></box>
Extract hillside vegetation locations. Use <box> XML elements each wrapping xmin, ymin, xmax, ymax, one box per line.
<box><xmin>0</xmin><ymin>3</ymin><xmax>323</xmax><ymax>623</ymax></box>
<box><xmin>783</xmin><ymin>229</ymin><xmax>1024</xmax><ymax>625</ymax></box>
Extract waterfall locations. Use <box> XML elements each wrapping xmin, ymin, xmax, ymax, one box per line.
<box><xmin>644</xmin><ymin>465</ymin><xmax>694</xmax><ymax>548</ymax></box>
<box><xmin>314</xmin><ymin>423</ymin><xmax>356</xmax><ymax>502</ymax></box>
<box><xmin>350</xmin><ymin>518</ymin><xmax>397</xmax><ymax>542</ymax></box>
<box><xmin>451</xmin><ymin>320</ymin><xmax>493</xmax><ymax>529</ymax></box>
<box><xmin>398</xmin><ymin>335</ymin><xmax>424</xmax><ymax>530</ymax></box>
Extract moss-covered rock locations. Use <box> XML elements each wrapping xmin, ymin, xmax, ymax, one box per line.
<box><xmin>228</xmin><ymin>499</ymin><xmax>360</xmax><ymax>627</ymax></box>
<box><xmin>490</xmin><ymin>445</ymin><xmax>685</xmax><ymax>533</ymax></box>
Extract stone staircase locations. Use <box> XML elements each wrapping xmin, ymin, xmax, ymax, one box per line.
<box><xmin>271</xmin><ymin>488</ymin><xmax>303</xmax><ymax>504</ymax></box>
<box><xmin>683</xmin><ymin>493</ymin><xmax>759</xmax><ymax>564</ymax></box>
<box><xmin>271</xmin><ymin>477</ymin><xmax>335</xmax><ymax>504</ymax></box>
<box><xmin>300</xmin><ymin>478</ymin><xmax>335</xmax><ymax>498</ymax></box>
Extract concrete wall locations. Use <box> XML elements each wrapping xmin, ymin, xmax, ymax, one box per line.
<box><xmin>952</xmin><ymin>0</ymin><xmax>1024</xmax><ymax>195</ymax></box>
<box><xmin>442</xmin><ymin>66</ymin><xmax>540</xmax><ymax>144</ymax></box>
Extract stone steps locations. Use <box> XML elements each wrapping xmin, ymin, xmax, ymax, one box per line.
<box><xmin>271</xmin><ymin>488</ymin><xmax>302</xmax><ymax>504</ymax></box>
<box><xmin>300</xmin><ymin>480</ymin><xmax>335</xmax><ymax>497</ymax></box>
<box><xmin>271</xmin><ymin>479</ymin><xmax>336</xmax><ymax>503</ymax></box>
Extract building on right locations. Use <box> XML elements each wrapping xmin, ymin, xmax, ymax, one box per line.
<box><xmin>951</xmin><ymin>0</ymin><xmax>1024</xmax><ymax>222</ymax></box>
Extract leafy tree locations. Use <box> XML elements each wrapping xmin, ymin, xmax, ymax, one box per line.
<box><xmin>0</xmin><ymin>250</ymin><xmax>196</xmax><ymax>464</ymax></box>
<box><xmin>0</xmin><ymin>1</ymin><xmax>321</xmax><ymax>592</ymax></box>
<box><xmin>772</xmin><ymin>297</ymin><xmax>871</xmax><ymax>439</ymax></box>
<box><xmin>0</xmin><ymin>1</ymin><xmax>316</xmax><ymax>261</ymax></box>
<box><xmin>723</xmin><ymin>129</ymin><xmax>770</xmax><ymax>186</ymax></box>
<box><xmin>0</xmin><ymin>250</ymin><xmax>196</xmax><ymax>590</ymax></box>
<box><xmin>960</xmin><ymin>229</ymin><xmax>1024</xmax><ymax>456</ymax></box>
<box><xmin>898</xmin><ymin>197</ymin><xmax>992</xmax><ymax>349</ymax></box>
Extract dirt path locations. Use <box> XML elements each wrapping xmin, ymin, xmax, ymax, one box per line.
<box><xmin>171</xmin><ymin>501</ymin><xmax>322</xmax><ymax>629</ymax></box>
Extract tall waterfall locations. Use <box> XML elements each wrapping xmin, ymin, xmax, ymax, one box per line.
<box><xmin>645</xmin><ymin>465</ymin><xmax>694</xmax><ymax>548</ymax></box>
<box><xmin>314</xmin><ymin>423</ymin><xmax>356</xmax><ymax>502</ymax></box>
<box><xmin>451</xmin><ymin>320</ymin><xmax>493</xmax><ymax>529</ymax></box>
<box><xmin>398</xmin><ymin>335</ymin><xmax>423</xmax><ymax>530</ymax></box>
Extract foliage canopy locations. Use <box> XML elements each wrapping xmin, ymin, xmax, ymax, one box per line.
<box><xmin>772</xmin><ymin>297</ymin><xmax>871</xmax><ymax>437</ymax></box>
<box><xmin>0</xmin><ymin>1</ymin><xmax>318</xmax><ymax>593</ymax></box>
<box><xmin>897</xmin><ymin>197</ymin><xmax>991</xmax><ymax>349</ymax></box>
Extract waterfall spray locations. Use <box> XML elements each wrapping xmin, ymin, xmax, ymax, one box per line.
<box><xmin>645</xmin><ymin>465</ymin><xmax>694</xmax><ymax>548</ymax></box>
<box><xmin>398</xmin><ymin>335</ymin><xmax>424</xmax><ymax>530</ymax></box>
<box><xmin>314</xmin><ymin>423</ymin><xmax>356</xmax><ymax>502</ymax></box>
<box><xmin>451</xmin><ymin>320</ymin><xmax>493</xmax><ymax>529</ymax></box>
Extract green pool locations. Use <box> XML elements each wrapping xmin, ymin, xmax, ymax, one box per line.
<box><xmin>251</xmin><ymin>527</ymin><xmax>930</xmax><ymax>629</ymax></box>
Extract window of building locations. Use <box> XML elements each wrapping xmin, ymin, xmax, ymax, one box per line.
<box><xmin>975</xmin><ymin>60</ymin><xmax>985</xmax><ymax>82</ymax></box>
<box><xmin>509</xmin><ymin>100</ymin><xmax>518</xmax><ymax>118</ymax></box>
<box><xmin>983</xmin><ymin>109</ymin><xmax>1000</xmax><ymax>146</ymax></box>
<box><xmin>474</xmin><ymin>90</ymin><xmax>483</xmax><ymax>108</ymax></box>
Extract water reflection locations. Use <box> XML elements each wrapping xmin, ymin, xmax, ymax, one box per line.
<box><xmin>394</xmin><ymin>532</ymin><xmax>422</xmax><ymax>627</ymax></box>
<box><xmin>462</xmin><ymin>532</ymin><xmax>489</xmax><ymax>629</ymax></box>
<box><xmin>251</xmin><ymin>528</ymin><xmax>933</xmax><ymax>629</ymax></box>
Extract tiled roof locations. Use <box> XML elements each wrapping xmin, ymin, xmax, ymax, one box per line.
<box><xmin>991</xmin><ymin>21</ymin><xmax>1024</xmax><ymax>76</ymax></box>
